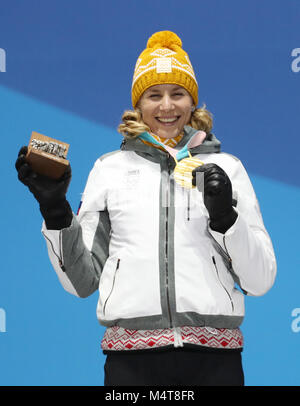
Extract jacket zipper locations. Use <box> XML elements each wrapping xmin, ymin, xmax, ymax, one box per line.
<box><xmin>58</xmin><ymin>230</ymin><xmax>65</xmax><ymax>272</ymax></box>
<box><xmin>223</xmin><ymin>236</ymin><xmax>233</xmax><ymax>270</ymax></box>
<box><xmin>212</xmin><ymin>255</ymin><xmax>234</xmax><ymax>312</ymax></box>
<box><xmin>103</xmin><ymin>258</ymin><xmax>120</xmax><ymax>316</ymax></box>
<box><xmin>42</xmin><ymin>230</ymin><xmax>65</xmax><ymax>272</ymax></box>
<box><xmin>165</xmin><ymin>165</ymin><xmax>173</xmax><ymax>327</ymax></box>
<box><xmin>207</xmin><ymin>228</ymin><xmax>233</xmax><ymax>270</ymax></box>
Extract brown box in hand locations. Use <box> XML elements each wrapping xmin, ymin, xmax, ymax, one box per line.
<box><xmin>26</xmin><ymin>131</ymin><xmax>70</xmax><ymax>179</ymax></box>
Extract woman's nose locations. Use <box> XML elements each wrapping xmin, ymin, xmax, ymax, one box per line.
<box><xmin>160</xmin><ymin>95</ymin><xmax>174</xmax><ymax>111</ymax></box>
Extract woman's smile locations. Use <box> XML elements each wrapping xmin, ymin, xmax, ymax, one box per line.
<box><xmin>155</xmin><ymin>116</ymin><xmax>180</xmax><ymax>125</ymax></box>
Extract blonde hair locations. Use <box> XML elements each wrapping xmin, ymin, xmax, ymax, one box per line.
<box><xmin>118</xmin><ymin>104</ymin><xmax>213</xmax><ymax>139</ymax></box>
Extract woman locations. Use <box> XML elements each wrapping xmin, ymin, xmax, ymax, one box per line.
<box><xmin>15</xmin><ymin>31</ymin><xmax>276</xmax><ymax>386</ymax></box>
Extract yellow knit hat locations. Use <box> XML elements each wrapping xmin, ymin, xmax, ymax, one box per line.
<box><xmin>131</xmin><ymin>31</ymin><xmax>198</xmax><ymax>108</ymax></box>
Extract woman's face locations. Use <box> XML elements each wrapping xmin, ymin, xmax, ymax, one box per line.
<box><xmin>138</xmin><ymin>84</ymin><xmax>194</xmax><ymax>139</ymax></box>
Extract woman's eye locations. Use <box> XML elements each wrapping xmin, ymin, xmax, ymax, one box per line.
<box><xmin>147</xmin><ymin>92</ymin><xmax>184</xmax><ymax>99</ymax></box>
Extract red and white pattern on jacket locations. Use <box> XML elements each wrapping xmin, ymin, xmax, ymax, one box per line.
<box><xmin>101</xmin><ymin>326</ymin><xmax>243</xmax><ymax>351</ymax></box>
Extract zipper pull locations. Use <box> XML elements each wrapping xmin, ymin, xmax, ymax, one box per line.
<box><xmin>173</xmin><ymin>327</ymin><xmax>183</xmax><ymax>348</ymax></box>
<box><xmin>116</xmin><ymin>258</ymin><xmax>120</xmax><ymax>270</ymax></box>
<box><xmin>205</xmin><ymin>327</ymin><xmax>219</xmax><ymax>336</ymax></box>
<box><xmin>59</xmin><ymin>260</ymin><xmax>66</xmax><ymax>272</ymax></box>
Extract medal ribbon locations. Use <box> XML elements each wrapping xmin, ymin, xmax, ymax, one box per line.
<box><xmin>138</xmin><ymin>130</ymin><xmax>206</xmax><ymax>163</ymax></box>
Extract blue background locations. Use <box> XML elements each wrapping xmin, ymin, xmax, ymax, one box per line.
<box><xmin>0</xmin><ymin>0</ymin><xmax>299</xmax><ymax>386</ymax></box>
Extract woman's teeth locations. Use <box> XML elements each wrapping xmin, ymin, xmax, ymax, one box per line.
<box><xmin>156</xmin><ymin>117</ymin><xmax>178</xmax><ymax>123</ymax></box>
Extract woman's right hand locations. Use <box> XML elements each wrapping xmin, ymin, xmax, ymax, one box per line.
<box><xmin>15</xmin><ymin>146</ymin><xmax>73</xmax><ymax>229</ymax></box>
<box><xmin>15</xmin><ymin>146</ymin><xmax>72</xmax><ymax>207</ymax></box>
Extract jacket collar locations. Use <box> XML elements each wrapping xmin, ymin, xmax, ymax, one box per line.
<box><xmin>120</xmin><ymin>125</ymin><xmax>221</xmax><ymax>161</ymax></box>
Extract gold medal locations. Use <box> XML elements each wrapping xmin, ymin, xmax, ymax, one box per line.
<box><xmin>173</xmin><ymin>152</ymin><xmax>204</xmax><ymax>189</ymax></box>
<box><xmin>137</xmin><ymin>132</ymin><xmax>204</xmax><ymax>189</ymax></box>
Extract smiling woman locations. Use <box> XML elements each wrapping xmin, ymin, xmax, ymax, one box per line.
<box><xmin>119</xmin><ymin>88</ymin><xmax>213</xmax><ymax>146</ymax></box>
<box><xmin>139</xmin><ymin>84</ymin><xmax>193</xmax><ymax>140</ymax></box>
<box><xmin>118</xmin><ymin>98</ymin><xmax>212</xmax><ymax>142</ymax></box>
<box><xmin>118</xmin><ymin>30</ymin><xmax>212</xmax><ymax>142</ymax></box>
<box><xmin>16</xmin><ymin>30</ymin><xmax>276</xmax><ymax>387</ymax></box>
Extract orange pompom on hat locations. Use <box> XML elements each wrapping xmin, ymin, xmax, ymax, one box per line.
<box><xmin>131</xmin><ymin>31</ymin><xmax>198</xmax><ymax>108</ymax></box>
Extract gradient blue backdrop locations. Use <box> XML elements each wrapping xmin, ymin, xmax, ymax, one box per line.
<box><xmin>0</xmin><ymin>0</ymin><xmax>299</xmax><ymax>386</ymax></box>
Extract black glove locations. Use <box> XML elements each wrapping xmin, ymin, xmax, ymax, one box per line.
<box><xmin>15</xmin><ymin>146</ymin><xmax>73</xmax><ymax>230</ymax></box>
<box><xmin>192</xmin><ymin>163</ymin><xmax>237</xmax><ymax>233</ymax></box>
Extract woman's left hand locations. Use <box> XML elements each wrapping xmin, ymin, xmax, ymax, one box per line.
<box><xmin>192</xmin><ymin>163</ymin><xmax>237</xmax><ymax>233</ymax></box>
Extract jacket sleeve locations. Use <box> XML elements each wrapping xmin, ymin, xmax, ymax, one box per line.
<box><xmin>41</xmin><ymin>159</ymin><xmax>111</xmax><ymax>298</ymax></box>
<box><xmin>208</xmin><ymin>157</ymin><xmax>277</xmax><ymax>296</ymax></box>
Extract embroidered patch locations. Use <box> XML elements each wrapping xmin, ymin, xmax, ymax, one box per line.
<box><xmin>127</xmin><ymin>169</ymin><xmax>140</xmax><ymax>175</ymax></box>
<box><xmin>123</xmin><ymin>169</ymin><xmax>140</xmax><ymax>189</ymax></box>
<box><xmin>156</xmin><ymin>57</ymin><xmax>172</xmax><ymax>73</ymax></box>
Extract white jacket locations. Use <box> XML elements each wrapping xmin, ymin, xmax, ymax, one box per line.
<box><xmin>42</xmin><ymin>126</ymin><xmax>276</xmax><ymax>330</ymax></box>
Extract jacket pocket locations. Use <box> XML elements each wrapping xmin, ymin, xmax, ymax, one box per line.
<box><xmin>103</xmin><ymin>258</ymin><xmax>121</xmax><ymax>317</ymax></box>
<box><xmin>212</xmin><ymin>255</ymin><xmax>234</xmax><ymax>313</ymax></box>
